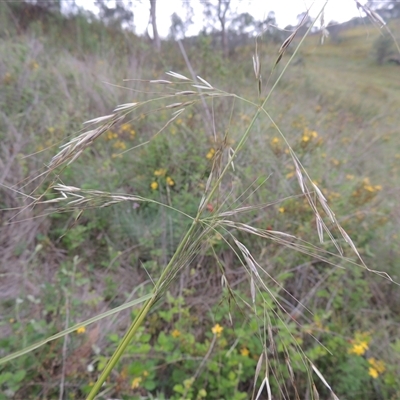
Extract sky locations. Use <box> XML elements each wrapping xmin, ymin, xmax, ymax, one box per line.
<box><xmin>74</xmin><ymin>0</ymin><xmax>369</xmax><ymax>38</ymax></box>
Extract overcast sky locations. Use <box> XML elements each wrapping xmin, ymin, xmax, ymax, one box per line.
<box><xmin>75</xmin><ymin>0</ymin><xmax>368</xmax><ymax>37</ymax></box>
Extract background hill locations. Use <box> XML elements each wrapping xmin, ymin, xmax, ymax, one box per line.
<box><xmin>1</xmin><ymin>2</ymin><xmax>400</xmax><ymax>399</ymax></box>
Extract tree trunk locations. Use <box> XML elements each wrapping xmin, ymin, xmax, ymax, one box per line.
<box><xmin>149</xmin><ymin>0</ymin><xmax>161</xmax><ymax>52</ymax></box>
<box><xmin>217</xmin><ymin>0</ymin><xmax>230</xmax><ymax>57</ymax></box>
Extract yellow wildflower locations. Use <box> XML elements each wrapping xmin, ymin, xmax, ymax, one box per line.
<box><xmin>142</xmin><ymin>370</ymin><xmax>149</xmax><ymax>377</ymax></box>
<box><xmin>206</xmin><ymin>148</ymin><xmax>215</xmax><ymax>159</ymax></box>
<box><xmin>154</xmin><ymin>168</ymin><xmax>167</xmax><ymax>177</ymax></box>
<box><xmin>112</xmin><ymin>140</ymin><xmax>127</xmax><ymax>150</ymax></box>
<box><xmin>364</xmin><ymin>185</ymin><xmax>374</xmax><ymax>192</ymax></box>
<box><xmin>76</xmin><ymin>326</ymin><xmax>86</xmax><ymax>334</ymax></box>
<box><xmin>240</xmin><ymin>347</ymin><xmax>250</xmax><ymax>357</ymax></box>
<box><xmin>278</xmin><ymin>207</ymin><xmax>285</xmax><ymax>213</ymax></box>
<box><xmin>166</xmin><ymin>176</ymin><xmax>175</xmax><ymax>186</ymax></box>
<box><xmin>105</xmin><ymin>131</ymin><xmax>118</xmax><ymax>140</ymax></box>
<box><xmin>369</xmin><ymin>367</ymin><xmax>379</xmax><ymax>379</ymax></box>
<box><xmin>151</xmin><ymin>181</ymin><xmax>158</xmax><ymax>190</ymax></box>
<box><xmin>271</xmin><ymin>137</ymin><xmax>280</xmax><ymax>145</ymax></box>
<box><xmin>131</xmin><ymin>377</ymin><xmax>142</xmax><ymax>389</ymax></box>
<box><xmin>301</xmin><ymin>135</ymin><xmax>310</xmax><ymax>143</ymax></box>
<box><xmin>368</xmin><ymin>358</ymin><xmax>385</xmax><ymax>374</ymax></box>
<box><xmin>348</xmin><ymin>340</ymin><xmax>368</xmax><ymax>356</ymax></box>
<box><xmin>211</xmin><ymin>323</ymin><xmax>223</xmax><ymax>337</ymax></box>
<box><xmin>171</xmin><ymin>329</ymin><xmax>181</xmax><ymax>338</ymax></box>
<box><xmin>120</xmin><ymin>123</ymin><xmax>132</xmax><ymax>132</ymax></box>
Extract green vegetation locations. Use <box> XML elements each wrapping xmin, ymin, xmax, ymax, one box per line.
<box><xmin>1</xmin><ymin>2</ymin><xmax>400</xmax><ymax>399</ymax></box>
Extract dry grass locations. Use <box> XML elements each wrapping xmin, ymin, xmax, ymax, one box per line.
<box><xmin>1</xmin><ymin>3</ymin><xmax>400</xmax><ymax>399</ymax></box>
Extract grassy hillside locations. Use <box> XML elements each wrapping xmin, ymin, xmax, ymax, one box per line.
<box><xmin>1</xmin><ymin>3</ymin><xmax>400</xmax><ymax>399</ymax></box>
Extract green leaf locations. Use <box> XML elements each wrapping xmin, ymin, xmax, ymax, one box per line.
<box><xmin>0</xmin><ymin>293</ymin><xmax>152</xmax><ymax>366</ymax></box>
<box><xmin>13</xmin><ymin>370</ymin><xmax>26</xmax><ymax>383</ymax></box>
<box><xmin>0</xmin><ymin>372</ymin><xmax>13</xmax><ymax>385</ymax></box>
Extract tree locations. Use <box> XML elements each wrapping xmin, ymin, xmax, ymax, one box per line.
<box><xmin>228</xmin><ymin>12</ymin><xmax>255</xmax><ymax>49</ymax></box>
<box><xmin>366</xmin><ymin>0</ymin><xmax>400</xmax><ymax>19</ymax></box>
<box><xmin>96</xmin><ymin>0</ymin><xmax>133</xmax><ymax>28</ymax></box>
<box><xmin>217</xmin><ymin>0</ymin><xmax>231</xmax><ymax>57</ymax></box>
<box><xmin>35</xmin><ymin>0</ymin><xmax>61</xmax><ymax>13</ymax></box>
<box><xmin>258</xmin><ymin>11</ymin><xmax>284</xmax><ymax>43</ymax></box>
<box><xmin>295</xmin><ymin>11</ymin><xmax>313</xmax><ymax>36</ymax></box>
<box><xmin>169</xmin><ymin>4</ymin><xmax>193</xmax><ymax>40</ymax></box>
<box><xmin>203</xmin><ymin>0</ymin><xmax>232</xmax><ymax>57</ymax></box>
<box><xmin>149</xmin><ymin>0</ymin><xmax>160</xmax><ymax>51</ymax></box>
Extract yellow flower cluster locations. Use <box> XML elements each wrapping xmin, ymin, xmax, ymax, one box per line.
<box><xmin>105</xmin><ymin>131</ymin><xmax>118</xmax><ymax>140</ymax></box>
<box><xmin>104</xmin><ymin>123</ymin><xmax>135</xmax><ymax>159</ymax></box>
<box><xmin>151</xmin><ymin>169</ymin><xmax>175</xmax><ymax>190</ymax></box>
<box><xmin>131</xmin><ymin>377</ymin><xmax>142</xmax><ymax>389</ymax></box>
<box><xmin>131</xmin><ymin>370</ymin><xmax>149</xmax><ymax>389</ymax></box>
<box><xmin>349</xmin><ymin>340</ymin><xmax>368</xmax><ymax>356</ymax></box>
<box><xmin>352</xmin><ymin>177</ymin><xmax>382</xmax><ymax>205</ymax></box>
<box><xmin>151</xmin><ymin>181</ymin><xmax>158</xmax><ymax>190</ymax></box>
<box><xmin>112</xmin><ymin>140</ymin><xmax>127</xmax><ymax>150</ymax></box>
<box><xmin>120</xmin><ymin>122</ymin><xmax>136</xmax><ymax>138</ymax></box>
<box><xmin>368</xmin><ymin>358</ymin><xmax>385</xmax><ymax>379</ymax></box>
<box><xmin>76</xmin><ymin>326</ymin><xmax>86</xmax><ymax>334</ymax></box>
<box><xmin>206</xmin><ymin>148</ymin><xmax>215</xmax><ymax>159</ymax></box>
<box><xmin>362</xmin><ymin>177</ymin><xmax>382</xmax><ymax>193</ymax></box>
<box><xmin>154</xmin><ymin>168</ymin><xmax>167</xmax><ymax>177</ymax></box>
<box><xmin>211</xmin><ymin>323</ymin><xmax>223</xmax><ymax>337</ymax></box>
<box><xmin>269</xmin><ymin>137</ymin><xmax>284</xmax><ymax>156</ymax></box>
<box><xmin>301</xmin><ymin>127</ymin><xmax>319</xmax><ymax>144</ymax></box>
<box><xmin>171</xmin><ymin>329</ymin><xmax>181</xmax><ymax>338</ymax></box>
<box><xmin>240</xmin><ymin>347</ymin><xmax>250</xmax><ymax>357</ymax></box>
<box><xmin>348</xmin><ymin>332</ymin><xmax>370</xmax><ymax>356</ymax></box>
